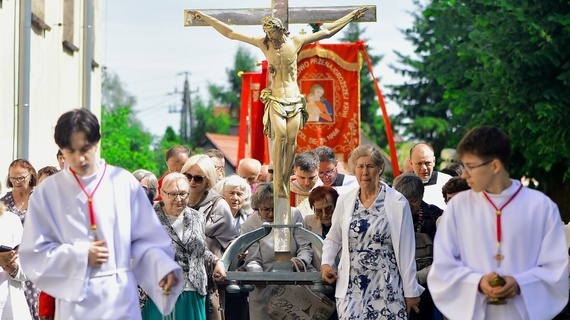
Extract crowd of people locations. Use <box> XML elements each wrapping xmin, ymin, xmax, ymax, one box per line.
<box><xmin>0</xmin><ymin>108</ymin><xmax>567</xmax><ymax>320</ymax></box>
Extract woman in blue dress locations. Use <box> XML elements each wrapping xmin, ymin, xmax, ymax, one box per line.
<box><xmin>321</xmin><ymin>145</ymin><xmax>423</xmax><ymax>319</ymax></box>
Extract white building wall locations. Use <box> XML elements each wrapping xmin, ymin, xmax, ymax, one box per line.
<box><xmin>0</xmin><ymin>0</ymin><xmax>102</xmax><ymax>186</ymax></box>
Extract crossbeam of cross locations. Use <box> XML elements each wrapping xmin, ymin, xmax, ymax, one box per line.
<box><xmin>184</xmin><ymin>1</ymin><xmax>377</xmax><ymax>29</ymax></box>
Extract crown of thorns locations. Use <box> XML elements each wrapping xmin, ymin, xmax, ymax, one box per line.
<box><xmin>261</xmin><ymin>16</ymin><xmax>286</xmax><ymax>32</ymax></box>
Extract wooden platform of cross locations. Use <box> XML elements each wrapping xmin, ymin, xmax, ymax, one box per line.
<box><xmin>184</xmin><ymin>1</ymin><xmax>377</xmax><ymax>29</ymax></box>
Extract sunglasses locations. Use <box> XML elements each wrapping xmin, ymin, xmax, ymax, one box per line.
<box><xmin>184</xmin><ymin>173</ymin><xmax>205</xmax><ymax>184</ymax></box>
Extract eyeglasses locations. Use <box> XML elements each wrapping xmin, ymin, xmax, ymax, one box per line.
<box><xmin>9</xmin><ymin>173</ymin><xmax>30</xmax><ymax>183</ymax></box>
<box><xmin>163</xmin><ymin>190</ymin><xmax>189</xmax><ymax>199</ymax></box>
<box><xmin>313</xmin><ymin>204</ymin><xmax>334</xmax><ymax>217</ymax></box>
<box><xmin>258</xmin><ymin>207</ymin><xmax>274</xmax><ymax>214</ymax></box>
<box><xmin>318</xmin><ymin>168</ymin><xmax>336</xmax><ymax>178</ymax></box>
<box><xmin>413</xmin><ymin>161</ymin><xmax>434</xmax><ymax>168</ymax></box>
<box><xmin>463</xmin><ymin>159</ymin><xmax>493</xmax><ymax>174</ymax></box>
<box><xmin>184</xmin><ymin>173</ymin><xmax>205</xmax><ymax>184</ymax></box>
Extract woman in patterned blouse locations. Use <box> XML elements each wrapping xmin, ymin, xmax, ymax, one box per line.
<box><xmin>142</xmin><ymin>173</ymin><xmax>226</xmax><ymax>320</ymax></box>
<box><xmin>1</xmin><ymin>159</ymin><xmax>39</xmax><ymax>320</ymax></box>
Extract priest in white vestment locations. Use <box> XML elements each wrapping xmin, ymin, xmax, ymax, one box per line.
<box><xmin>19</xmin><ymin>109</ymin><xmax>183</xmax><ymax>320</ymax></box>
<box><xmin>428</xmin><ymin>126</ymin><xmax>568</xmax><ymax>320</ymax></box>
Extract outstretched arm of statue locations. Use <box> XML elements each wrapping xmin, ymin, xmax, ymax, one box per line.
<box><xmin>301</xmin><ymin>6</ymin><xmax>370</xmax><ymax>44</ymax></box>
<box><xmin>187</xmin><ymin>10</ymin><xmax>260</xmax><ymax>47</ymax></box>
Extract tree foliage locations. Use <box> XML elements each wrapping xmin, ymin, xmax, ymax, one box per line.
<box><xmin>102</xmin><ymin>69</ymin><xmax>136</xmax><ymax>111</ymax></box>
<box><xmin>390</xmin><ymin>0</ymin><xmax>570</xmax><ymax>216</ymax></box>
<box><xmin>208</xmin><ymin>46</ymin><xmax>257</xmax><ymax>119</ymax></box>
<box><xmin>100</xmin><ymin>69</ymin><xmax>158</xmax><ymax>174</ymax></box>
<box><xmin>153</xmin><ymin>126</ymin><xmax>183</xmax><ymax>175</ymax></box>
<box><xmin>100</xmin><ymin>104</ymin><xmax>158</xmax><ymax>173</ymax></box>
<box><xmin>191</xmin><ymin>96</ymin><xmax>232</xmax><ymax>146</ymax></box>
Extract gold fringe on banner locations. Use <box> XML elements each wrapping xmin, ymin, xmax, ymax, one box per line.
<box><xmin>298</xmin><ymin>46</ymin><xmax>361</xmax><ymax>72</ymax></box>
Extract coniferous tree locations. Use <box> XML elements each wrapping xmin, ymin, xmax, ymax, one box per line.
<box><xmin>208</xmin><ymin>46</ymin><xmax>257</xmax><ymax>120</ymax></box>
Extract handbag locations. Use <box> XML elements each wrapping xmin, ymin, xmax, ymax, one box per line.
<box><xmin>266</xmin><ymin>259</ymin><xmax>335</xmax><ymax>320</ymax></box>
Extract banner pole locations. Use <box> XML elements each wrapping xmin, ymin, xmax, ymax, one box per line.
<box><xmin>360</xmin><ymin>41</ymin><xmax>401</xmax><ymax>177</ymax></box>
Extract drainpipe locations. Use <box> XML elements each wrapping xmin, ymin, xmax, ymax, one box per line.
<box><xmin>17</xmin><ymin>0</ymin><xmax>32</xmax><ymax>159</ymax></box>
<box><xmin>82</xmin><ymin>0</ymin><xmax>93</xmax><ymax>110</ymax></box>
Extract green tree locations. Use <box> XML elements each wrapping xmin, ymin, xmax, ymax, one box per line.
<box><xmin>208</xmin><ymin>46</ymin><xmax>257</xmax><ymax>119</ymax></box>
<box><xmin>152</xmin><ymin>126</ymin><xmax>183</xmax><ymax>175</ymax></box>
<box><xmin>100</xmin><ymin>69</ymin><xmax>158</xmax><ymax>173</ymax></box>
<box><xmin>391</xmin><ymin>0</ymin><xmax>570</xmax><ymax>217</ymax></box>
<box><xmin>388</xmin><ymin>0</ymin><xmax>456</xmax><ymax>154</ymax></box>
<box><xmin>190</xmin><ymin>96</ymin><xmax>232</xmax><ymax>146</ymax></box>
<box><xmin>100</xmin><ymin>105</ymin><xmax>158</xmax><ymax>173</ymax></box>
<box><xmin>102</xmin><ymin>69</ymin><xmax>136</xmax><ymax>111</ymax></box>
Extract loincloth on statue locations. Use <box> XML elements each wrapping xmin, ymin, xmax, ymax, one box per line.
<box><xmin>260</xmin><ymin>89</ymin><xmax>309</xmax><ymax>139</ymax></box>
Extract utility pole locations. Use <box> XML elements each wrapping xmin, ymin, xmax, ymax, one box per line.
<box><xmin>169</xmin><ymin>72</ymin><xmax>198</xmax><ymax>145</ymax></box>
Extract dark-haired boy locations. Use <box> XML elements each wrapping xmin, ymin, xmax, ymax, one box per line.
<box><xmin>20</xmin><ymin>109</ymin><xmax>182</xmax><ymax>319</ymax></box>
<box><xmin>428</xmin><ymin>126</ymin><xmax>568</xmax><ymax>319</ymax></box>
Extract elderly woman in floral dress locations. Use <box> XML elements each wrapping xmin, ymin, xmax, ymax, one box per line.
<box><xmin>321</xmin><ymin>146</ymin><xmax>423</xmax><ymax>319</ymax></box>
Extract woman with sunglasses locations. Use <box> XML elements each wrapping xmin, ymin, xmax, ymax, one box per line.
<box><xmin>306</xmin><ymin>186</ymin><xmax>339</xmax><ymax>239</ymax></box>
<box><xmin>181</xmin><ymin>155</ymin><xmax>238</xmax><ymax>320</ymax></box>
<box><xmin>1</xmin><ymin>159</ymin><xmax>39</xmax><ymax>320</ymax></box>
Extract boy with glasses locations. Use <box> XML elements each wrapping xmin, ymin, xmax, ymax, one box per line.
<box><xmin>428</xmin><ymin>126</ymin><xmax>568</xmax><ymax>319</ymax></box>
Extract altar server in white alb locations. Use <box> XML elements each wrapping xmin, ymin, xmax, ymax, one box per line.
<box><xmin>428</xmin><ymin>126</ymin><xmax>568</xmax><ymax>319</ymax></box>
<box><xmin>19</xmin><ymin>108</ymin><xmax>183</xmax><ymax>319</ymax></box>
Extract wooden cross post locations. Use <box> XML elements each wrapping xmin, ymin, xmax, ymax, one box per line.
<box><xmin>184</xmin><ymin>1</ymin><xmax>376</xmax><ymax>270</ymax></box>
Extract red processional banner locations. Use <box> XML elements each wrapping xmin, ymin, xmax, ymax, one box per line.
<box><xmin>238</xmin><ymin>62</ymin><xmax>269</xmax><ymax>166</ymax></box>
<box><xmin>295</xmin><ymin>42</ymin><xmax>362</xmax><ymax>162</ymax></box>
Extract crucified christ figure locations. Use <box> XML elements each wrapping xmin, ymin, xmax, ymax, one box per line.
<box><xmin>189</xmin><ymin>7</ymin><xmax>368</xmax><ymax>198</ymax></box>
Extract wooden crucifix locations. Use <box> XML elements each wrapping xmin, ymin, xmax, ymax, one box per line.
<box><xmin>184</xmin><ymin>1</ymin><xmax>376</xmax><ymax>268</ymax></box>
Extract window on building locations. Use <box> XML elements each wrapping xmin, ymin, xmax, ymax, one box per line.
<box><xmin>62</xmin><ymin>0</ymin><xmax>79</xmax><ymax>53</ymax></box>
<box><xmin>32</xmin><ymin>0</ymin><xmax>51</xmax><ymax>32</ymax></box>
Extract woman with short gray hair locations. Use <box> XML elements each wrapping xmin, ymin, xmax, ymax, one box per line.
<box><xmin>322</xmin><ymin>145</ymin><xmax>423</xmax><ymax>318</ymax></box>
<box><xmin>132</xmin><ymin>169</ymin><xmax>158</xmax><ymax>201</ymax></box>
<box><xmin>213</xmin><ymin>175</ymin><xmax>252</xmax><ymax>233</ymax></box>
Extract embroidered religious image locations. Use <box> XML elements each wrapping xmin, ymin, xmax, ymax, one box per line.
<box><xmin>301</xmin><ymin>80</ymin><xmax>334</xmax><ymax>123</ymax></box>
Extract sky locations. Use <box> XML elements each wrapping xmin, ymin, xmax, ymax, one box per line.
<box><xmin>102</xmin><ymin>1</ymin><xmax>417</xmax><ymax>137</ymax></box>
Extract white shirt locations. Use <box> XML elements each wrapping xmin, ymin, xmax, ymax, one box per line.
<box><xmin>428</xmin><ymin>180</ymin><xmax>568</xmax><ymax>319</ymax></box>
<box><xmin>20</xmin><ymin>161</ymin><xmax>183</xmax><ymax>320</ymax></box>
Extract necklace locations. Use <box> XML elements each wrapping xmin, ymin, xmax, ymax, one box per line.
<box><xmin>482</xmin><ymin>183</ymin><xmax>523</xmax><ymax>268</ymax></box>
<box><xmin>70</xmin><ymin>164</ymin><xmax>108</xmax><ymax>240</ymax></box>
<box><xmin>13</xmin><ymin>193</ymin><xmax>30</xmax><ymax>211</ymax></box>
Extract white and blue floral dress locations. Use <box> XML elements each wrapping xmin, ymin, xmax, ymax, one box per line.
<box><xmin>336</xmin><ymin>188</ymin><xmax>407</xmax><ymax>320</ymax></box>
